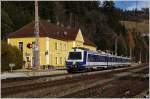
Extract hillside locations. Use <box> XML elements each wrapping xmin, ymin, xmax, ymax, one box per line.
<box><xmin>120</xmin><ymin>20</ymin><xmax>149</xmax><ymax>33</ymax></box>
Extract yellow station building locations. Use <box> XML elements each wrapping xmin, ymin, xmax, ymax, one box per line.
<box><xmin>7</xmin><ymin>20</ymin><xmax>97</xmax><ymax>69</ymax></box>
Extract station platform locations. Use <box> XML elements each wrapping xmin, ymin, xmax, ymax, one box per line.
<box><xmin>1</xmin><ymin>69</ymin><xmax>67</xmax><ymax>80</ymax></box>
<box><xmin>1</xmin><ymin>63</ymin><xmax>141</xmax><ymax>80</ymax></box>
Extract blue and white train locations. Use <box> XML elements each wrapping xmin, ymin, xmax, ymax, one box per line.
<box><xmin>65</xmin><ymin>47</ymin><xmax>131</xmax><ymax>73</ymax></box>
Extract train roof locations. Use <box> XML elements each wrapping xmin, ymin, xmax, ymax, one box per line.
<box><xmin>71</xmin><ymin>47</ymin><xmax>131</xmax><ymax>59</ymax></box>
<box><xmin>72</xmin><ymin>47</ymin><xmax>90</xmax><ymax>51</ymax></box>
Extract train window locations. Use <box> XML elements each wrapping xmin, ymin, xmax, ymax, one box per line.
<box><xmin>68</xmin><ymin>52</ymin><xmax>82</xmax><ymax>60</ymax></box>
<box><xmin>110</xmin><ymin>57</ymin><xmax>112</xmax><ymax>62</ymax></box>
<box><xmin>101</xmin><ymin>56</ymin><xmax>103</xmax><ymax>62</ymax></box>
<box><xmin>103</xmin><ymin>56</ymin><xmax>105</xmax><ymax>62</ymax></box>
<box><xmin>116</xmin><ymin>58</ymin><xmax>118</xmax><ymax>62</ymax></box>
<box><xmin>92</xmin><ymin>55</ymin><xmax>95</xmax><ymax>62</ymax></box>
<box><xmin>88</xmin><ymin>54</ymin><xmax>90</xmax><ymax>61</ymax></box>
<box><xmin>105</xmin><ymin>56</ymin><xmax>107</xmax><ymax>62</ymax></box>
<box><xmin>113</xmin><ymin>57</ymin><xmax>115</xmax><ymax>62</ymax></box>
<box><xmin>98</xmin><ymin>55</ymin><xmax>100</xmax><ymax>62</ymax></box>
<box><xmin>94</xmin><ymin>55</ymin><xmax>96</xmax><ymax>62</ymax></box>
<box><xmin>95</xmin><ymin>55</ymin><xmax>97</xmax><ymax>62</ymax></box>
<box><xmin>104</xmin><ymin>56</ymin><xmax>106</xmax><ymax>62</ymax></box>
<box><xmin>93</xmin><ymin>55</ymin><xmax>95</xmax><ymax>62</ymax></box>
<box><xmin>102</xmin><ymin>56</ymin><xmax>105</xmax><ymax>62</ymax></box>
<box><xmin>100</xmin><ymin>56</ymin><xmax>103</xmax><ymax>62</ymax></box>
<box><xmin>114</xmin><ymin>57</ymin><xmax>115</xmax><ymax>62</ymax></box>
<box><xmin>88</xmin><ymin>54</ymin><xmax>91</xmax><ymax>61</ymax></box>
<box><xmin>109</xmin><ymin>57</ymin><xmax>111</xmax><ymax>62</ymax></box>
<box><xmin>99</xmin><ymin>56</ymin><xmax>101</xmax><ymax>61</ymax></box>
<box><xmin>91</xmin><ymin>55</ymin><xmax>94</xmax><ymax>62</ymax></box>
<box><xmin>95</xmin><ymin>55</ymin><xmax>98</xmax><ymax>62</ymax></box>
<box><xmin>88</xmin><ymin>54</ymin><xmax>91</xmax><ymax>62</ymax></box>
<box><xmin>108</xmin><ymin>57</ymin><xmax>110</xmax><ymax>62</ymax></box>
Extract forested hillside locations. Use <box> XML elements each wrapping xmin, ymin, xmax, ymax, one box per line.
<box><xmin>1</xmin><ymin>1</ymin><xmax>149</xmax><ymax>62</ymax></box>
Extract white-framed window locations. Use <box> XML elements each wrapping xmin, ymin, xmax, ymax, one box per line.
<box><xmin>64</xmin><ymin>57</ymin><xmax>66</xmax><ymax>62</ymax></box>
<box><xmin>55</xmin><ymin>57</ymin><xmax>58</xmax><ymax>64</ymax></box>
<box><xmin>60</xmin><ymin>57</ymin><xmax>62</xmax><ymax>64</ymax></box>
<box><xmin>64</xmin><ymin>44</ymin><xmax>67</xmax><ymax>51</ymax></box>
<box><xmin>55</xmin><ymin>42</ymin><xmax>58</xmax><ymax>50</ymax></box>
<box><xmin>77</xmin><ymin>44</ymin><xmax>80</xmax><ymax>47</ymax></box>
<box><xmin>26</xmin><ymin>56</ymin><xmax>30</xmax><ymax>62</ymax></box>
<box><xmin>18</xmin><ymin>42</ymin><xmax>23</xmax><ymax>51</ymax></box>
<box><xmin>60</xmin><ymin>43</ymin><xmax>62</xmax><ymax>51</ymax></box>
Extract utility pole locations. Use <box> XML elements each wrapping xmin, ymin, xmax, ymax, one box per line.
<box><xmin>33</xmin><ymin>0</ymin><xmax>40</xmax><ymax>69</ymax></box>
<box><xmin>70</xmin><ymin>12</ymin><xmax>72</xmax><ymax>27</ymax></box>
<box><xmin>145</xmin><ymin>54</ymin><xmax>147</xmax><ymax>64</ymax></box>
<box><xmin>129</xmin><ymin>47</ymin><xmax>132</xmax><ymax>58</ymax></box>
<box><xmin>139</xmin><ymin>49</ymin><xmax>142</xmax><ymax>63</ymax></box>
<box><xmin>115</xmin><ymin>35</ymin><xmax>118</xmax><ymax>56</ymax></box>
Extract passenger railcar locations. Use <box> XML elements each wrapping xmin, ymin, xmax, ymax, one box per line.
<box><xmin>65</xmin><ymin>47</ymin><xmax>131</xmax><ymax>73</ymax></box>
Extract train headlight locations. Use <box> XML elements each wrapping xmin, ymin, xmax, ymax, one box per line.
<box><xmin>73</xmin><ymin>61</ymin><xmax>76</xmax><ymax>65</ymax></box>
<box><xmin>72</xmin><ymin>62</ymin><xmax>77</xmax><ymax>69</ymax></box>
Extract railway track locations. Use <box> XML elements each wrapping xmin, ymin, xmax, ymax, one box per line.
<box><xmin>1</xmin><ymin>64</ymin><xmax>149</xmax><ymax>98</ymax></box>
<box><xmin>62</xmin><ymin>66</ymin><xmax>149</xmax><ymax>98</ymax></box>
<box><xmin>1</xmin><ymin>64</ymin><xmax>141</xmax><ymax>88</ymax></box>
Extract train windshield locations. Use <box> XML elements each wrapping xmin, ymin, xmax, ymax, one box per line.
<box><xmin>68</xmin><ymin>52</ymin><xmax>82</xmax><ymax>60</ymax></box>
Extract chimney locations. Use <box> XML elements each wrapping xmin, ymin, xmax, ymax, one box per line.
<box><xmin>64</xmin><ymin>31</ymin><xmax>67</xmax><ymax>36</ymax></box>
<box><xmin>61</xmin><ymin>23</ymin><xmax>64</xmax><ymax>27</ymax></box>
<box><xmin>67</xmin><ymin>25</ymin><xmax>71</xmax><ymax>29</ymax></box>
<box><xmin>47</xmin><ymin>19</ymin><xmax>51</xmax><ymax>23</ymax></box>
<box><xmin>57</xmin><ymin>21</ymin><xmax>60</xmax><ymax>26</ymax></box>
<box><xmin>57</xmin><ymin>31</ymin><xmax>59</xmax><ymax>35</ymax></box>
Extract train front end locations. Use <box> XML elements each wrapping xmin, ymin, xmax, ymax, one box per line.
<box><xmin>65</xmin><ymin>48</ymin><xmax>87</xmax><ymax>73</ymax></box>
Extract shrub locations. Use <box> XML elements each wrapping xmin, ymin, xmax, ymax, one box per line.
<box><xmin>1</xmin><ymin>41</ymin><xmax>23</xmax><ymax>72</ymax></box>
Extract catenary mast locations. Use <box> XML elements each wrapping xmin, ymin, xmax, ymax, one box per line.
<box><xmin>33</xmin><ymin>0</ymin><xmax>40</xmax><ymax>69</ymax></box>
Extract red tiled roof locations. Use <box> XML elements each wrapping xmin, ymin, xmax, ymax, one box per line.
<box><xmin>8</xmin><ymin>20</ymin><xmax>96</xmax><ymax>47</ymax></box>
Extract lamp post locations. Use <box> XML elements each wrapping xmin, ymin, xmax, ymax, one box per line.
<box><xmin>114</xmin><ymin>34</ymin><xmax>118</xmax><ymax>56</ymax></box>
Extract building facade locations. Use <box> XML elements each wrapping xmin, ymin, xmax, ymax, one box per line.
<box><xmin>7</xmin><ymin>20</ymin><xmax>97</xmax><ymax>69</ymax></box>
